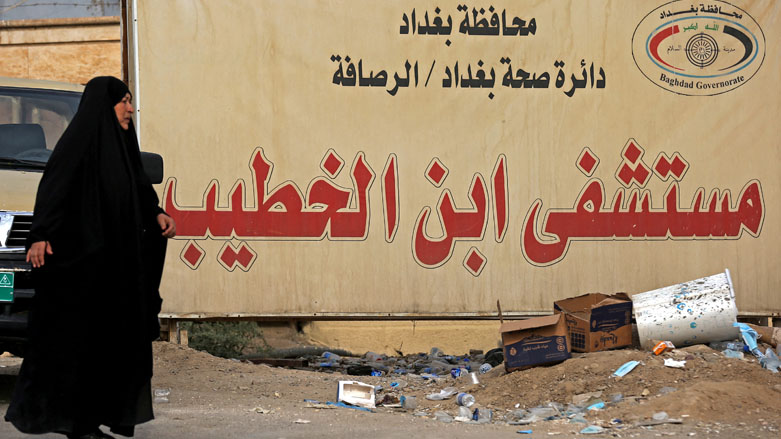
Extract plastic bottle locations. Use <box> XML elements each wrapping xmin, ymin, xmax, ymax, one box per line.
<box><xmin>456</xmin><ymin>392</ymin><xmax>475</xmax><ymax>407</ymax></box>
<box><xmin>760</xmin><ymin>348</ymin><xmax>780</xmax><ymax>372</ymax></box>
<box><xmin>430</xmin><ymin>359</ymin><xmax>452</xmax><ymax>370</ymax></box>
<box><xmin>479</xmin><ymin>363</ymin><xmax>493</xmax><ymax>374</ymax></box>
<box><xmin>321</xmin><ymin>351</ymin><xmax>342</xmax><ymax>361</ymax></box>
<box><xmin>474</xmin><ymin>407</ymin><xmax>493</xmax><ymax>423</ymax></box>
<box><xmin>726</xmin><ymin>342</ymin><xmax>745</xmax><ymax>352</ymax></box>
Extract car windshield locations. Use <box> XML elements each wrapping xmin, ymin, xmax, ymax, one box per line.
<box><xmin>0</xmin><ymin>86</ymin><xmax>81</xmax><ymax>168</ymax></box>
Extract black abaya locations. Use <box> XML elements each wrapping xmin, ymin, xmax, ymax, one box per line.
<box><xmin>5</xmin><ymin>76</ymin><xmax>167</xmax><ymax>437</ymax></box>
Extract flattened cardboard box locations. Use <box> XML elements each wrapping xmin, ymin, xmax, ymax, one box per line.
<box><xmin>500</xmin><ymin>314</ymin><xmax>570</xmax><ymax>372</ymax></box>
<box><xmin>554</xmin><ymin>292</ymin><xmax>632</xmax><ymax>353</ymax></box>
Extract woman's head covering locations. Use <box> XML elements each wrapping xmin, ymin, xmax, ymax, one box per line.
<box><xmin>76</xmin><ymin>76</ymin><xmax>133</xmax><ymax>128</ymax></box>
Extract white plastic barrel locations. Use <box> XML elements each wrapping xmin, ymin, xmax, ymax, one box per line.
<box><xmin>633</xmin><ymin>269</ymin><xmax>739</xmax><ymax>349</ymax></box>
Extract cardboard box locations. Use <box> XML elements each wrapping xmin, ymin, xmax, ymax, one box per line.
<box><xmin>500</xmin><ymin>314</ymin><xmax>571</xmax><ymax>372</ymax></box>
<box><xmin>554</xmin><ymin>292</ymin><xmax>633</xmax><ymax>352</ymax></box>
<box><xmin>652</xmin><ymin>340</ymin><xmax>675</xmax><ymax>355</ymax></box>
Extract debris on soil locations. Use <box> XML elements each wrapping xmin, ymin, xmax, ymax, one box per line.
<box><xmin>152</xmin><ymin>332</ymin><xmax>781</xmax><ymax>436</ymax></box>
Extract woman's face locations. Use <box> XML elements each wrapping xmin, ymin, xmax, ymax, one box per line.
<box><xmin>114</xmin><ymin>93</ymin><xmax>133</xmax><ymax>130</ymax></box>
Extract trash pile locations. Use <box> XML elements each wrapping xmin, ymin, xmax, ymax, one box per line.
<box><xmin>248</xmin><ymin>269</ymin><xmax>780</xmax><ymax>430</ymax></box>
<box><xmin>308</xmin><ymin>346</ymin><xmax>505</xmax><ymax>378</ymax></box>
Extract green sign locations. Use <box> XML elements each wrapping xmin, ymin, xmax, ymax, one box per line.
<box><xmin>0</xmin><ymin>272</ymin><xmax>13</xmax><ymax>302</ymax></box>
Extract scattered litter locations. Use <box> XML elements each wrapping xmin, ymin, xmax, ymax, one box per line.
<box><xmin>517</xmin><ymin>430</ymin><xmax>533</xmax><ymax>434</ymax></box>
<box><xmin>433</xmin><ymin>411</ymin><xmax>453</xmax><ymax>423</ymax></box>
<box><xmin>426</xmin><ymin>386</ymin><xmax>458</xmax><ymax>400</ymax></box>
<box><xmin>664</xmin><ymin>358</ymin><xmax>686</xmax><ymax>369</ymax></box>
<box><xmin>400</xmin><ymin>395</ymin><xmax>417</xmax><ymax>410</ymax></box>
<box><xmin>734</xmin><ymin>322</ymin><xmax>762</xmax><ymax>357</ymax></box>
<box><xmin>653</xmin><ymin>341</ymin><xmax>675</xmax><ymax>355</ymax></box>
<box><xmin>761</xmin><ymin>348</ymin><xmax>780</xmax><ymax>373</ymax></box>
<box><xmin>250</xmin><ymin>406</ymin><xmax>273</xmax><ymax>414</ymax></box>
<box><xmin>612</xmin><ymin>360</ymin><xmax>640</xmax><ymax>377</ymax></box>
<box><xmin>153</xmin><ymin>388</ymin><xmax>170</xmax><ymax>404</ymax></box>
<box><xmin>528</xmin><ymin>406</ymin><xmax>557</xmax><ymax>418</ymax></box>
<box><xmin>450</xmin><ymin>367</ymin><xmax>468</xmax><ymax>378</ymax></box>
<box><xmin>580</xmin><ymin>425</ymin><xmax>605</xmax><ymax>434</ymax></box>
<box><xmin>724</xmin><ymin>349</ymin><xmax>744</xmax><ymax>359</ymax></box>
<box><xmin>635</xmin><ymin>418</ymin><xmax>684</xmax><ymax>426</ymax></box>
<box><xmin>473</xmin><ymin>407</ymin><xmax>493</xmax><ymax>423</ymax></box>
<box><xmin>572</xmin><ymin>391</ymin><xmax>602</xmax><ymax>405</ymax></box>
<box><xmin>586</xmin><ymin>401</ymin><xmax>605</xmax><ymax>411</ymax></box>
<box><xmin>337</xmin><ymin>380</ymin><xmax>375</xmax><ymax>408</ymax></box>
<box><xmin>304</xmin><ymin>401</ymin><xmax>335</xmax><ymax>409</ymax></box>
<box><xmin>326</xmin><ymin>401</ymin><xmax>374</xmax><ymax>412</ymax></box>
<box><xmin>293</xmin><ymin>419</ymin><xmax>310</xmax><ymax>424</ymax></box>
<box><xmin>456</xmin><ymin>392</ymin><xmax>475</xmax><ymax>407</ymax></box>
<box><xmin>652</xmin><ymin>411</ymin><xmax>669</xmax><ymax>421</ymax></box>
<box><xmin>377</xmin><ymin>394</ymin><xmax>400</xmax><ymax>406</ymax></box>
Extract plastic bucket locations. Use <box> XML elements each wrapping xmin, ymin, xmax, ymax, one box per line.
<box><xmin>633</xmin><ymin>269</ymin><xmax>739</xmax><ymax>349</ymax></box>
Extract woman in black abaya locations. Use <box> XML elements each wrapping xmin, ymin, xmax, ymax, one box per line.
<box><xmin>5</xmin><ymin>76</ymin><xmax>176</xmax><ymax>439</ymax></box>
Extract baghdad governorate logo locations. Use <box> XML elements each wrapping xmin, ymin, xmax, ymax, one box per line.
<box><xmin>632</xmin><ymin>1</ymin><xmax>765</xmax><ymax>96</ymax></box>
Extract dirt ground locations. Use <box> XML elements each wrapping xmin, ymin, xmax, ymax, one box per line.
<box><xmin>1</xmin><ymin>337</ymin><xmax>780</xmax><ymax>438</ymax></box>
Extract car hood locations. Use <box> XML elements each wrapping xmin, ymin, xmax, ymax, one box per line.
<box><xmin>0</xmin><ymin>169</ymin><xmax>41</xmax><ymax>212</ymax></box>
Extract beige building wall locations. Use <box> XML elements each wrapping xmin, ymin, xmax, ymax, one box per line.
<box><xmin>132</xmin><ymin>0</ymin><xmax>780</xmax><ymax>319</ymax></box>
<box><xmin>0</xmin><ymin>16</ymin><xmax>121</xmax><ymax>84</ymax></box>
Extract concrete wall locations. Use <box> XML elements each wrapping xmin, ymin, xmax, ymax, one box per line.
<box><xmin>0</xmin><ymin>16</ymin><xmax>121</xmax><ymax>84</ymax></box>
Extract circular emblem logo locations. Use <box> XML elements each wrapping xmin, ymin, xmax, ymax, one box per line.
<box><xmin>686</xmin><ymin>33</ymin><xmax>719</xmax><ymax>67</ymax></box>
<box><xmin>632</xmin><ymin>1</ymin><xmax>765</xmax><ymax>96</ymax></box>
<box><xmin>509</xmin><ymin>347</ymin><xmax>517</xmax><ymax>356</ymax></box>
<box><xmin>556</xmin><ymin>337</ymin><xmax>565</xmax><ymax>351</ymax></box>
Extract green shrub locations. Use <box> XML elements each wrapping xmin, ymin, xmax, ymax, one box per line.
<box><xmin>180</xmin><ymin>321</ymin><xmax>260</xmax><ymax>358</ymax></box>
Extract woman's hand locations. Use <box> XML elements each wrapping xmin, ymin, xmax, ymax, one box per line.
<box><xmin>27</xmin><ymin>241</ymin><xmax>53</xmax><ymax>268</ymax></box>
<box><xmin>157</xmin><ymin>213</ymin><xmax>176</xmax><ymax>238</ymax></box>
